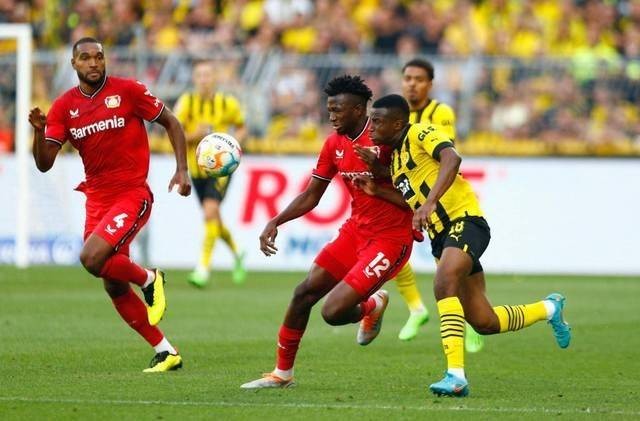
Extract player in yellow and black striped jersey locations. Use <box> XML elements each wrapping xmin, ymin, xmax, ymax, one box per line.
<box><xmin>355</xmin><ymin>94</ymin><xmax>571</xmax><ymax>398</ymax></box>
<box><xmin>388</xmin><ymin>58</ymin><xmax>460</xmax><ymax>343</ymax></box>
<box><xmin>174</xmin><ymin>60</ymin><xmax>247</xmax><ymax>287</ymax></box>
<box><xmin>402</xmin><ymin>58</ymin><xmax>456</xmax><ymax>139</ymax></box>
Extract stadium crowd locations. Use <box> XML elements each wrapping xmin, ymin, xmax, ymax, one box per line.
<box><xmin>1</xmin><ymin>0</ymin><xmax>639</xmax><ymax>155</ymax></box>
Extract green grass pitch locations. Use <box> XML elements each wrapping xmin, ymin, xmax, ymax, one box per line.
<box><xmin>0</xmin><ymin>266</ymin><xmax>638</xmax><ymax>420</ymax></box>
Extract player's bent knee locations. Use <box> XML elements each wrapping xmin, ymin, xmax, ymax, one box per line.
<box><xmin>320</xmin><ymin>304</ymin><xmax>346</xmax><ymax>326</ymax></box>
<box><xmin>79</xmin><ymin>250</ymin><xmax>105</xmax><ymax>277</ymax></box>
<box><xmin>433</xmin><ymin>276</ymin><xmax>459</xmax><ymax>299</ymax></box>
<box><xmin>434</xmin><ymin>266</ymin><xmax>467</xmax><ymax>299</ymax></box>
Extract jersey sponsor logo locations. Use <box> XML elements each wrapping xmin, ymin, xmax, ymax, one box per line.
<box><xmin>69</xmin><ymin>109</ymin><xmax>79</xmax><ymax>118</ymax></box>
<box><xmin>335</xmin><ymin>149</ymin><xmax>344</xmax><ymax>159</ymax></box>
<box><xmin>417</xmin><ymin>127</ymin><xmax>435</xmax><ymax>141</ymax></box>
<box><xmin>105</xmin><ymin>213</ymin><xmax>128</xmax><ymax>235</ymax></box>
<box><xmin>69</xmin><ymin>115</ymin><xmax>126</xmax><ymax>140</ymax></box>
<box><xmin>363</xmin><ymin>252</ymin><xmax>390</xmax><ymax>278</ymax></box>
<box><xmin>105</xmin><ymin>95</ymin><xmax>121</xmax><ymax>108</ymax></box>
<box><xmin>340</xmin><ymin>170</ymin><xmax>372</xmax><ymax>181</ymax></box>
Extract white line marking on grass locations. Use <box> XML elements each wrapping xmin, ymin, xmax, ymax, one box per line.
<box><xmin>0</xmin><ymin>396</ymin><xmax>637</xmax><ymax>416</ymax></box>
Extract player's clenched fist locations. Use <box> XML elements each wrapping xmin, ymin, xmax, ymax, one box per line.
<box><xmin>29</xmin><ymin>107</ymin><xmax>46</xmax><ymax>131</ymax></box>
<box><xmin>168</xmin><ymin>169</ymin><xmax>191</xmax><ymax>196</ymax></box>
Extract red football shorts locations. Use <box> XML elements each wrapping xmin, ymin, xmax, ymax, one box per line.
<box><xmin>314</xmin><ymin>220</ymin><xmax>412</xmax><ymax>298</ymax></box>
<box><xmin>83</xmin><ymin>186</ymin><xmax>153</xmax><ymax>256</ymax></box>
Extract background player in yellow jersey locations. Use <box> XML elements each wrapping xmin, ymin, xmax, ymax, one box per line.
<box><xmin>402</xmin><ymin>58</ymin><xmax>455</xmax><ymax>138</ymax></box>
<box><xmin>356</xmin><ymin>94</ymin><xmax>571</xmax><ymax>397</ymax></box>
<box><xmin>401</xmin><ymin>58</ymin><xmax>484</xmax><ymax>350</ymax></box>
<box><xmin>174</xmin><ymin>60</ymin><xmax>247</xmax><ymax>287</ymax></box>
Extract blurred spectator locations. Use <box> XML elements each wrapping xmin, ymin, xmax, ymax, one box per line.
<box><xmin>490</xmin><ymin>85</ymin><xmax>532</xmax><ymax>139</ymax></box>
<box><xmin>369</xmin><ymin>2</ymin><xmax>405</xmax><ymax>53</ymax></box>
<box><xmin>572</xmin><ymin>25</ymin><xmax>622</xmax><ymax>85</ymax></box>
<box><xmin>263</xmin><ymin>0</ymin><xmax>313</xmax><ymax>27</ymax></box>
<box><xmin>440</xmin><ymin>0</ymin><xmax>488</xmax><ymax>56</ymax></box>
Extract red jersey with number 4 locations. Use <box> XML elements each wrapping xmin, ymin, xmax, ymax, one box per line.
<box><xmin>45</xmin><ymin>76</ymin><xmax>165</xmax><ymax>198</ymax></box>
<box><xmin>312</xmin><ymin>119</ymin><xmax>413</xmax><ymax>242</ymax></box>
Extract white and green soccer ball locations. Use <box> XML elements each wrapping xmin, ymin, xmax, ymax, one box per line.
<box><xmin>196</xmin><ymin>132</ymin><xmax>242</xmax><ymax>177</ymax></box>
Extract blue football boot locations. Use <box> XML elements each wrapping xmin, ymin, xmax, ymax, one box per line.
<box><xmin>429</xmin><ymin>372</ymin><xmax>469</xmax><ymax>397</ymax></box>
<box><xmin>545</xmin><ymin>293</ymin><xmax>571</xmax><ymax>349</ymax></box>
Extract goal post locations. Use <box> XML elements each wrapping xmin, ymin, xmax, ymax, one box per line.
<box><xmin>0</xmin><ymin>24</ymin><xmax>32</xmax><ymax>268</ymax></box>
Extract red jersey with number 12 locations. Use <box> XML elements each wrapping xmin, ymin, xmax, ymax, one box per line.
<box><xmin>45</xmin><ymin>76</ymin><xmax>165</xmax><ymax>199</ymax></box>
<box><xmin>312</xmin><ymin>119</ymin><xmax>413</xmax><ymax>242</ymax></box>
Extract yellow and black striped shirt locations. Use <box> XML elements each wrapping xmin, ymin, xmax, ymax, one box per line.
<box><xmin>409</xmin><ymin>99</ymin><xmax>456</xmax><ymax>140</ymax></box>
<box><xmin>174</xmin><ymin>91</ymin><xmax>245</xmax><ymax>178</ymax></box>
<box><xmin>391</xmin><ymin>123</ymin><xmax>482</xmax><ymax>237</ymax></box>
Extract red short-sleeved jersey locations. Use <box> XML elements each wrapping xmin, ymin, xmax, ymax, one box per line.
<box><xmin>45</xmin><ymin>76</ymin><xmax>164</xmax><ymax>198</ymax></box>
<box><xmin>312</xmin><ymin>119</ymin><xmax>413</xmax><ymax>242</ymax></box>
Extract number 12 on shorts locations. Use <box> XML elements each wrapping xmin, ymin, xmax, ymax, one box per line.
<box><xmin>364</xmin><ymin>252</ymin><xmax>390</xmax><ymax>278</ymax></box>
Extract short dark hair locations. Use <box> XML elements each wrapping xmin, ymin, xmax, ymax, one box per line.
<box><xmin>324</xmin><ymin>75</ymin><xmax>373</xmax><ymax>105</ymax></box>
<box><xmin>72</xmin><ymin>37</ymin><xmax>102</xmax><ymax>56</ymax></box>
<box><xmin>402</xmin><ymin>58</ymin><xmax>434</xmax><ymax>80</ymax></box>
<box><xmin>372</xmin><ymin>94</ymin><xmax>410</xmax><ymax>122</ymax></box>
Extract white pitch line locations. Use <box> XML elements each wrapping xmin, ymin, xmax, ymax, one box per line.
<box><xmin>0</xmin><ymin>396</ymin><xmax>638</xmax><ymax>416</ymax></box>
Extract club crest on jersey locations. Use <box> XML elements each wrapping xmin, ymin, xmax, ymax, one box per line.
<box><xmin>105</xmin><ymin>95</ymin><xmax>121</xmax><ymax>109</ymax></box>
<box><xmin>69</xmin><ymin>109</ymin><xmax>79</xmax><ymax>118</ymax></box>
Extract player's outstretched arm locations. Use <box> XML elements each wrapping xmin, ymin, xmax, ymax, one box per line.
<box><xmin>28</xmin><ymin>107</ymin><xmax>60</xmax><ymax>172</ymax></box>
<box><xmin>155</xmin><ymin>107</ymin><xmax>191</xmax><ymax>197</ymax></box>
<box><xmin>258</xmin><ymin>177</ymin><xmax>330</xmax><ymax>256</ymax></box>
<box><xmin>413</xmin><ymin>146</ymin><xmax>461</xmax><ymax>230</ymax></box>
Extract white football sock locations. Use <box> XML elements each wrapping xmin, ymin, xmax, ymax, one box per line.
<box><xmin>154</xmin><ymin>337</ymin><xmax>177</xmax><ymax>355</ymax></box>
<box><xmin>410</xmin><ymin>306</ymin><xmax>427</xmax><ymax>315</ymax></box>
<box><xmin>273</xmin><ymin>367</ymin><xmax>293</xmax><ymax>380</ymax></box>
<box><xmin>142</xmin><ymin>269</ymin><xmax>155</xmax><ymax>288</ymax></box>
<box><xmin>447</xmin><ymin>368</ymin><xmax>466</xmax><ymax>380</ymax></box>
<box><xmin>194</xmin><ymin>265</ymin><xmax>209</xmax><ymax>276</ymax></box>
<box><xmin>543</xmin><ymin>300</ymin><xmax>556</xmax><ymax>319</ymax></box>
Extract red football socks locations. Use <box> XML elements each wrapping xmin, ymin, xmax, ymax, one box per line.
<box><xmin>111</xmin><ymin>287</ymin><xmax>163</xmax><ymax>346</ymax></box>
<box><xmin>359</xmin><ymin>295</ymin><xmax>378</xmax><ymax>320</ymax></box>
<box><xmin>100</xmin><ymin>254</ymin><xmax>148</xmax><ymax>286</ymax></box>
<box><xmin>276</xmin><ymin>325</ymin><xmax>305</xmax><ymax>371</ymax></box>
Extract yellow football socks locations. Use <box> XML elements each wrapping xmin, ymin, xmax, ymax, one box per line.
<box><xmin>493</xmin><ymin>302</ymin><xmax>548</xmax><ymax>333</ymax></box>
<box><xmin>437</xmin><ymin>297</ymin><xmax>465</xmax><ymax>370</ymax></box>
<box><xmin>199</xmin><ymin>220</ymin><xmax>221</xmax><ymax>270</ymax></box>
<box><xmin>219</xmin><ymin>223</ymin><xmax>239</xmax><ymax>256</ymax></box>
<box><xmin>394</xmin><ymin>264</ymin><xmax>426</xmax><ymax>312</ymax></box>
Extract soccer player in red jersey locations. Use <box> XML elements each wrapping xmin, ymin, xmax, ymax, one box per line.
<box><xmin>28</xmin><ymin>37</ymin><xmax>191</xmax><ymax>372</ymax></box>
<box><xmin>241</xmin><ymin>75</ymin><xmax>414</xmax><ymax>389</ymax></box>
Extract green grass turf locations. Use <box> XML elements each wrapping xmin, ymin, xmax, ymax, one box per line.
<box><xmin>0</xmin><ymin>266</ymin><xmax>638</xmax><ymax>420</ymax></box>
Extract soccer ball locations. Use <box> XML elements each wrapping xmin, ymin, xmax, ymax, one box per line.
<box><xmin>196</xmin><ymin>132</ymin><xmax>242</xmax><ymax>177</ymax></box>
